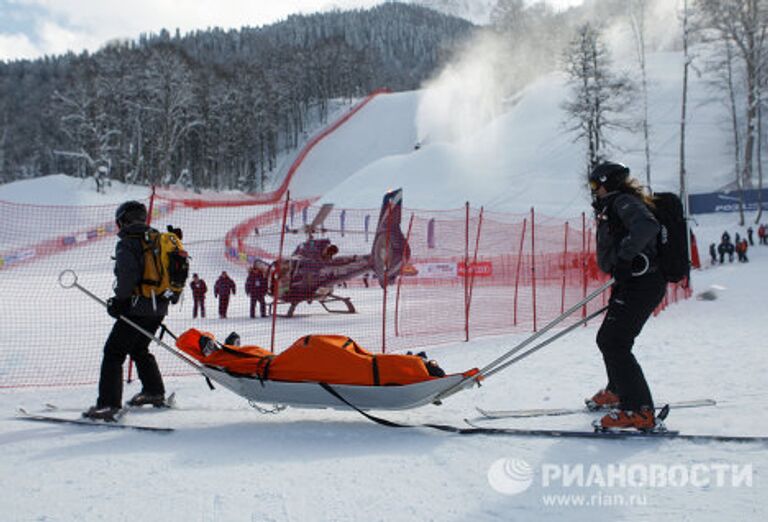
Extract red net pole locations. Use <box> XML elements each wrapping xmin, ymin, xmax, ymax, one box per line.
<box><xmin>146</xmin><ymin>185</ymin><xmax>156</xmax><ymax>226</ymax></box>
<box><xmin>513</xmin><ymin>217</ymin><xmax>527</xmax><ymax>326</ymax></box>
<box><xmin>561</xmin><ymin>221</ymin><xmax>569</xmax><ymax>314</ymax></box>
<box><xmin>464</xmin><ymin>202</ymin><xmax>470</xmax><ymax>342</ymax></box>
<box><xmin>381</xmin><ymin>199</ymin><xmax>393</xmax><ymax>353</ymax></box>
<box><xmin>582</xmin><ymin>212</ymin><xmax>587</xmax><ymax>320</ymax></box>
<box><xmin>531</xmin><ymin>207</ymin><xmax>537</xmax><ymax>332</ymax></box>
<box><xmin>270</xmin><ymin>191</ymin><xmax>291</xmax><ymax>353</ymax></box>
<box><xmin>466</xmin><ymin>206</ymin><xmax>484</xmax><ymax>342</ymax></box>
<box><xmin>394</xmin><ymin>212</ymin><xmax>415</xmax><ymax>338</ymax></box>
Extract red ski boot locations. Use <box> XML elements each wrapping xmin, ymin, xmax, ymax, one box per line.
<box><xmin>585</xmin><ymin>388</ymin><xmax>620</xmax><ymax>411</ymax></box>
<box><xmin>594</xmin><ymin>408</ymin><xmax>656</xmax><ymax>431</ymax></box>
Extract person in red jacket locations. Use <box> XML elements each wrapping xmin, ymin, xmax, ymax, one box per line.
<box><xmin>214</xmin><ymin>271</ymin><xmax>237</xmax><ymax>318</ymax></box>
<box><xmin>189</xmin><ymin>273</ymin><xmax>208</xmax><ymax>318</ymax></box>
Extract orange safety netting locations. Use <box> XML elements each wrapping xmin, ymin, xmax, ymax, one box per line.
<box><xmin>0</xmin><ymin>195</ymin><xmax>691</xmax><ymax>388</ymax></box>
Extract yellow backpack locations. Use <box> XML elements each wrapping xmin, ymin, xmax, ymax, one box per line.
<box><xmin>135</xmin><ymin>229</ymin><xmax>189</xmax><ymax>303</ymax></box>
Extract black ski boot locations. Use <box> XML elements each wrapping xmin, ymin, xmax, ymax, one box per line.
<box><xmin>82</xmin><ymin>405</ymin><xmax>121</xmax><ymax>422</ymax></box>
<box><xmin>127</xmin><ymin>392</ymin><xmax>167</xmax><ymax>408</ymax></box>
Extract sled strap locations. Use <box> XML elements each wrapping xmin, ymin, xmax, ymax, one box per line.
<box><xmin>371</xmin><ymin>356</ymin><xmax>380</xmax><ymax>386</ymax></box>
<box><xmin>319</xmin><ymin>383</ymin><xmax>406</xmax><ymax>428</ymax></box>
<box><xmin>158</xmin><ymin>324</ymin><xmax>178</xmax><ymax>342</ymax></box>
<box><xmin>261</xmin><ymin>356</ymin><xmax>274</xmax><ymax>381</ymax></box>
<box><xmin>318</xmin><ymin>382</ymin><xmax>477</xmax><ymax>434</ymax></box>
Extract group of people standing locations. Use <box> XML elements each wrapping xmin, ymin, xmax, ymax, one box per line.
<box><xmin>189</xmin><ymin>264</ymin><xmax>269</xmax><ymax>319</ymax></box>
<box><xmin>709</xmin><ymin>226</ymin><xmax>765</xmax><ymax>265</ymax></box>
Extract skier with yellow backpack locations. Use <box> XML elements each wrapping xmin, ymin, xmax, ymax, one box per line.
<box><xmin>83</xmin><ymin>200</ymin><xmax>189</xmax><ymax>421</ymax></box>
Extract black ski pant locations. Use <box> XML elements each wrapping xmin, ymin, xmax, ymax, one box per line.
<box><xmin>218</xmin><ymin>296</ymin><xmax>230</xmax><ymax>318</ymax></box>
<box><xmin>250</xmin><ymin>296</ymin><xmax>267</xmax><ymax>318</ymax></box>
<box><xmin>97</xmin><ymin>315</ymin><xmax>165</xmax><ymax>409</ymax></box>
<box><xmin>193</xmin><ymin>298</ymin><xmax>205</xmax><ymax>318</ymax></box>
<box><xmin>597</xmin><ymin>271</ymin><xmax>666</xmax><ymax>412</ymax></box>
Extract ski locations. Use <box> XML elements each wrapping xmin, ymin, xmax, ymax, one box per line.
<box><xmin>477</xmin><ymin>398</ymin><xmax>716</xmax><ymax>420</ymax></box>
<box><xmin>42</xmin><ymin>392</ymin><xmax>177</xmax><ymax>413</ymax></box>
<box><xmin>462</xmin><ymin>419</ymin><xmax>768</xmax><ymax>444</ymax></box>
<box><xmin>16</xmin><ymin>408</ymin><xmax>174</xmax><ymax>433</ymax></box>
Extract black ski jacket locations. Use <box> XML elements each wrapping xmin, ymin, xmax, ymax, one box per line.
<box><xmin>595</xmin><ymin>192</ymin><xmax>659</xmax><ymax>275</ymax></box>
<box><xmin>113</xmin><ymin>222</ymin><xmax>169</xmax><ymax>318</ymax></box>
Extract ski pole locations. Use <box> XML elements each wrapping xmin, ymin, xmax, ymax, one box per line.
<box><xmin>433</xmin><ymin>278</ymin><xmax>614</xmax><ymax>402</ymax></box>
<box><xmin>482</xmin><ymin>305</ymin><xmax>608</xmax><ymax>379</ymax></box>
<box><xmin>476</xmin><ymin>278</ymin><xmax>614</xmax><ymax>377</ymax></box>
<box><xmin>58</xmin><ymin>269</ymin><xmax>201</xmax><ymax>371</ymax></box>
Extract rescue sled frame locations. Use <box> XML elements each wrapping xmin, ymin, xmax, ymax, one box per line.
<box><xmin>60</xmin><ymin>269</ymin><xmax>613</xmax><ymax>413</ymax></box>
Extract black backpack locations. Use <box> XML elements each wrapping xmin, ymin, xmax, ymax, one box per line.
<box><xmin>649</xmin><ymin>192</ymin><xmax>690</xmax><ymax>284</ymax></box>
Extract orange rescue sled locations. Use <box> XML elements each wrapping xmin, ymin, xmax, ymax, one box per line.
<box><xmin>176</xmin><ymin>329</ymin><xmax>478</xmax><ymax>410</ymax></box>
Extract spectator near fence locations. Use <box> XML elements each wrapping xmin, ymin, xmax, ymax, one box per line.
<box><xmin>245</xmin><ymin>265</ymin><xmax>268</xmax><ymax>318</ymax></box>
<box><xmin>718</xmin><ymin>233</ymin><xmax>734</xmax><ymax>263</ymax></box>
<box><xmin>736</xmin><ymin>239</ymin><xmax>749</xmax><ymax>263</ymax></box>
<box><xmin>190</xmin><ymin>273</ymin><xmax>207</xmax><ymax>318</ymax></box>
<box><xmin>759</xmin><ymin>224</ymin><xmax>767</xmax><ymax>245</ymax></box>
<box><xmin>214</xmin><ymin>271</ymin><xmax>237</xmax><ymax>319</ymax></box>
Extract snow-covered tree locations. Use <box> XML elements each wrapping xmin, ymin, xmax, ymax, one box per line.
<box><xmin>52</xmin><ymin>58</ymin><xmax>120</xmax><ymax>186</ymax></box>
<box><xmin>561</xmin><ymin>23</ymin><xmax>637</xmax><ymax>175</ymax></box>
<box><xmin>628</xmin><ymin>0</ymin><xmax>652</xmax><ymax>187</ymax></box>
<box><xmin>138</xmin><ymin>45</ymin><xmax>201</xmax><ymax>185</ymax></box>
<box><xmin>696</xmin><ymin>0</ymin><xmax>768</xmax><ymax>190</ymax></box>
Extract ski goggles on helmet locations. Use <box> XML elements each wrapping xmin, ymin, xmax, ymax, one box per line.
<box><xmin>589</xmin><ymin>179</ymin><xmax>600</xmax><ymax>191</ymax></box>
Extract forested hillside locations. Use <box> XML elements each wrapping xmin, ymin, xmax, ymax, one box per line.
<box><xmin>0</xmin><ymin>3</ymin><xmax>474</xmax><ymax>191</ymax></box>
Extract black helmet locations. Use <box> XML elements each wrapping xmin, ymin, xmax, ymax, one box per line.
<box><xmin>589</xmin><ymin>162</ymin><xmax>630</xmax><ymax>192</ymax></box>
<box><xmin>115</xmin><ymin>200</ymin><xmax>147</xmax><ymax>227</ymax></box>
<box><xmin>224</xmin><ymin>332</ymin><xmax>241</xmax><ymax>346</ymax></box>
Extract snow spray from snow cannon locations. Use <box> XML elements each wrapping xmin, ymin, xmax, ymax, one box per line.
<box><xmin>58</xmin><ymin>269</ymin><xmax>201</xmax><ymax>371</ymax></box>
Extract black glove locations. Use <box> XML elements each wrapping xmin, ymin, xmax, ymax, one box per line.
<box><xmin>613</xmin><ymin>258</ymin><xmax>633</xmax><ymax>283</ymax></box>
<box><xmin>106</xmin><ymin>297</ymin><xmax>130</xmax><ymax>319</ymax></box>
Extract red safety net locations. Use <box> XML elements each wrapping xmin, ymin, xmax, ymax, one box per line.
<box><xmin>0</xmin><ymin>194</ymin><xmax>691</xmax><ymax>388</ymax></box>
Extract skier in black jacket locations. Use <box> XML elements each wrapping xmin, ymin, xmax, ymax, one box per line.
<box><xmin>83</xmin><ymin>201</ymin><xmax>167</xmax><ymax>421</ymax></box>
<box><xmin>586</xmin><ymin>162</ymin><xmax>666</xmax><ymax>431</ymax></box>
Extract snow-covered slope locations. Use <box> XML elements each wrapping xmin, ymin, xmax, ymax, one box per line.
<box><xmin>0</xmin><ymin>174</ymin><xmax>150</xmax><ymax>205</ymax></box>
<box><xmin>287</xmin><ymin>91</ymin><xmax>420</xmax><ymax>200</ymax></box>
<box><xmin>290</xmin><ymin>51</ymin><xmax>730</xmax><ymax>217</ymax></box>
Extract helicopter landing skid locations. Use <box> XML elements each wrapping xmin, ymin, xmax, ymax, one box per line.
<box><xmin>319</xmin><ymin>294</ymin><xmax>356</xmax><ymax>315</ymax></box>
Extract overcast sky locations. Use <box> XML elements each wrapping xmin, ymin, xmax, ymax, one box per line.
<box><xmin>0</xmin><ymin>0</ymin><xmax>583</xmax><ymax>61</ymax></box>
